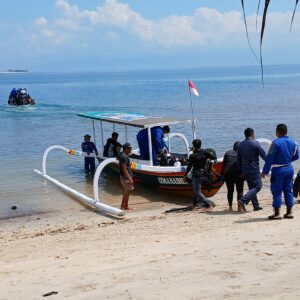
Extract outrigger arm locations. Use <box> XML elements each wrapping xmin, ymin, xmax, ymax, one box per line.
<box><xmin>34</xmin><ymin>145</ymin><xmax>124</xmax><ymax>217</ymax></box>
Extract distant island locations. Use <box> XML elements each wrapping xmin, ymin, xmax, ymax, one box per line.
<box><xmin>6</xmin><ymin>69</ymin><xmax>28</xmax><ymax>73</ymax></box>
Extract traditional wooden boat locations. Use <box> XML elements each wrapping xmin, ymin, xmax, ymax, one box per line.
<box><xmin>78</xmin><ymin>111</ymin><xmax>223</xmax><ymax>198</ymax></box>
<box><xmin>34</xmin><ymin>111</ymin><xmax>224</xmax><ymax>216</ymax></box>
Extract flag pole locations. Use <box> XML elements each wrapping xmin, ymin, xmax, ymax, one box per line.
<box><xmin>188</xmin><ymin>80</ymin><xmax>196</xmax><ymax>140</ymax></box>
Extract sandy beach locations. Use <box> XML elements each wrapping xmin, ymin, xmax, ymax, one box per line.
<box><xmin>1</xmin><ymin>182</ymin><xmax>300</xmax><ymax>300</ymax></box>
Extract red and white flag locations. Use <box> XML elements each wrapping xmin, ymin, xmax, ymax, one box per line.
<box><xmin>188</xmin><ymin>80</ymin><xmax>199</xmax><ymax>96</ymax></box>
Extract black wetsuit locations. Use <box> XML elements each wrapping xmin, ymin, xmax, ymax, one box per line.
<box><xmin>222</xmin><ymin>149</ymin><xmax>244</xmax><ymax>207</ymax></box>
<box><xmin>185</xmin><ymin>149</ymin><xmax>216</xmax><ymax>207</ymax></box>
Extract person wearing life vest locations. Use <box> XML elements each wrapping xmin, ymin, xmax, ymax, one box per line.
<box><xmin>183</xmin><ymin>139</ymin><xmax>216</xmax><ymax>209</ymax></box>
<box><xmin>262</xmin><ymin>124</ymin><xmax>299</xmax><ymax>220</ymax></box>
<box><xmin>103</xmin><ymin>132</ymin><xmax>122</xmax><ymax>157</ymax></box>
<box><xmin>81</xmin><ymin>134</ymin><xmax>98</xmax><ymax>175</ymax></box>
<box><xmin>8</xmin><ymin>88</ymin><xmax>17</xmax><ymax>105</ymax></box>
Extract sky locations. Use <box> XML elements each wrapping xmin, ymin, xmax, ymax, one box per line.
<box><xmin>0</xmin><ymin>0</ymin><xmax>299</xmax><ymax>71</ymax></box>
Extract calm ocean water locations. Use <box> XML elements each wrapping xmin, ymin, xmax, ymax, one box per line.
<box><xmin>1</xmin><ymin>65</ymin><xmax>300</xmax><ymax>218</ymax></box>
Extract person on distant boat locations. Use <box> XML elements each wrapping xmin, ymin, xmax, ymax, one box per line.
<box><xmin>237</xmin><ymin>128</ymin><xmax>266</xmax><ymax>212</ymax></box>
<box><xmin>81</xmin><ymin>134</ymin><xmax>98</xmax><ymax>175</ymax></box>
<box><xmin>103</xmin><ymin>132</ymin><xmax>122</xmax><ymax>157</ymax></box>
<box><xmin>119</xmin><ymin>143</ymin><xmax>134</xmax><ymax>210</ymax></box>
<box><xmin>8</xmin><ymin>88</ymin><xmax>18</xmax><ymax>105</ymax></box>
<box><xmin>136</xmin><ymin>125</ymin><xmax>170</xmax><ymax>165</ymax></box>
<box><xmin>183</xmin><ymin>139</ymin><xmax>216</xmax><ymax>210</ymax></box>
<box><xmin>10</xmin><ymin>88</ymin><xmax>17</xmax><ymax>98</ymax></box>
<box><xmin>222</xmin><ymin>141</ymin><xmax>244</xmax><ymax>211</ymax></box>
<box><xmin>261</xmin><ymin>124</ymin><xmax>299</xmax><ymax>220</ymax></box>
<box><xmin>27</xmin><ymin>94</ymin><xmax>35</xmax><ymax>105</ymax></box>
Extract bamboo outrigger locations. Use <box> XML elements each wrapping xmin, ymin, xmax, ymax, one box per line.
<box><xmin>35</xmin><ymin>111</ymin><xmax>224</xmax><ymax>216</ymax></box>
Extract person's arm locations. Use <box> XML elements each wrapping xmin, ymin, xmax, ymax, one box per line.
<box><xmin>103</xmin><ymin>139</ymin><xmax>109</xmax><ymax>156</ymax></box>
<box><xmin>122</xmin><ymin>163</ymin><xmax>133</xmax><ymax>184</ymax></box>
<box><xmin>81</xmin><ymin>142</ymin><xmax>85</xmax><ymax>152</ymax></box>
<box><xmin>262</xmin><ymin>142</ymin><xmax>277</xmax><ymax>175</ymax></box>
<box><xmin>257</xmin><ymin>143</ymin><xmax>267</xmax><ymax>161</ymax></box>
<box><xmin>184</xmin><ymin>155</ymin><xmax>193</xmax><ymax>178</ymax></box>
<box><xmin>92</xmin><ymin>143</ymin><xmax>98</xmax><ymax>156</ymax></box>
<box><xmin>292</xmin><ymin>142</ymin><xmax>299</xmax><ymax>162</ymax></box>
<box><xmin>153</xmin><ymin>127</ymin><xmax>164</xmax><ymax>153</ymax></box>
<box><xmin>114</xmin><ymin>142</ymin><xmax>122</xmax><ymax>156</ymax></box>
<box><xmin>237</xmin><ymin>148</ymin><xmax>242</xmax><ymax>175</ymax></box>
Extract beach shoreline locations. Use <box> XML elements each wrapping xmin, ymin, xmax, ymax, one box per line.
<box><xmin>1</xmin><ymin>183</ymin><xmax>300</xmax><ymax>299</ymax></box>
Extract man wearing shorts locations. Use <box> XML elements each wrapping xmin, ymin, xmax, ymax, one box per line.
<box><xmin>119</xmin><ymin>143</ymin><xmax>134</xmax><ymax>210</ymax></box>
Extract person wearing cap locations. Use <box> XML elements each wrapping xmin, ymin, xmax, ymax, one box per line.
<box><xmin>119</xmin><ymin>143</ymin><xmax>134</xmax><ymax>210</ymax></box>
<box><xmin>81</xmin><ymin>134</ymin><xmax>98</xmax><ymax>175</ymax></box>
<box><xmin>221</xmin><ymin>141</ymin><xmax>244</xmax><ymax>211</ymax></box>
<box><xmin>103</xmin><ymin>132</ymin><xmax>122</xmax><ymax>157</ymax></box>
<box><xmin>183</xmin><ymin>139</ymin><xmax>216</xmax><ymax>209</ymax></box>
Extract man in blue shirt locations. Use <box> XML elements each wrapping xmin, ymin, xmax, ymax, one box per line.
<box><xmin>137</xmin><ymin>126</ymin><xmax>170</xmax><ymax>165</ymax></box>
<box><xmin>81</xmin><ymin>134</ymin><xmax>98</xmax><ymax>175</ymax></box>
<box><xmin>238</xmin><ymin>128</ymin><xmax>266</xmax><ymax>211</ymax></box>
<box><xmin>262</xmin><ymin>124</ymin><xmax>299</xmax><ymax>220</ymax></box>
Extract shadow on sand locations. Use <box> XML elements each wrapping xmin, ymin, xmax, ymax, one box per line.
<box><xmin>234</xmin><ymin>217</ymin><xmax>269</xmax><ymax>224</ymax></box>
<box><xmin>204</xmin><ymin>210</ymin><xmax>242</xmax><ymax>216</ymax></box>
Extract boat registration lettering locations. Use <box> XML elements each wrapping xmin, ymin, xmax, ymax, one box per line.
<box><xmin>158</xmin><ymin>177</ymin><xmax>185</xmax><ymax>185</ymax></box>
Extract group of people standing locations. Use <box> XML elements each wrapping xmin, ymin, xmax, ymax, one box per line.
<box><xmin>80</xmin><ymin>123</ymin><xmax>299</xmax><ymax>219</ymax></box>
<box><xmin>221</xmin><ymin>124</ymin><xmax>299</xmax><ymax>220</ymax></box>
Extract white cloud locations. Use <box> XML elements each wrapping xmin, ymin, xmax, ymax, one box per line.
<box><xmin>26</xmin><ymin>0</ymin><xmax>300</xmax><ymax>54</ymax></box>
<box><xmin>50</xmin><ymin>0</ymin><xmax>299</xmax><ymax>47</ymax></box>
<box><xmin>41</xmin><ymin>29</ymin><xmax>54</xmax><ymax>38</ymax></box>
<box><xmin>106</xmin><ymin>31</ymin><xmax>120</xmax><ymax>41</ymax></box>
<box><xmin>35</xmin><ymin>17</ymin><xmax>48</xmax><ymax>26</ymax></box>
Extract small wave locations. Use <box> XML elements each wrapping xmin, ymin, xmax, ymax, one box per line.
<box><xmin>3</xmin><ymin>104</ymin><xmax>37</xmax><ymax>113</ymax></box>
<box><xmin>1</xmin><ymin>103</ymin><xmax>78</xmax><ymax>116</ymax></box>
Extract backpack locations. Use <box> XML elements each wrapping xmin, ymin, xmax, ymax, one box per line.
<box><xmin>205</xmin><ymin>148</ymin><xmax>217</xmax><ymax>162</ymax></box>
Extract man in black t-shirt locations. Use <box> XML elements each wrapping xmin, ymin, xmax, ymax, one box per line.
<box><xmin>119</xmin><ymin>143</ymin><xmax>134</xmax><ymax>210</ymax></box>
<box><xmin>103</xmin><ymin>132</ymin><xmax>122</xmax><ymax>157</ymax></box>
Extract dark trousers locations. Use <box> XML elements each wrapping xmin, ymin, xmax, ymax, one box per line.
<box><xmin>224</xmin><ymin>172</ymin><xmax>244</xmax><ymax>206</ymax></box>
<box><xmin>84</xmin><ymin>157</ymin><xmax>95</xmax><ymax>173</ymax></box>
<box><xmin>240</xmin><ymin>172</ymin><xmax>262</xmax><ymax>209</ymax></box>
<box><xmin>191</xmin><ymin>177</ymin><xmax>215</xmax><ymax>208</ymax></box>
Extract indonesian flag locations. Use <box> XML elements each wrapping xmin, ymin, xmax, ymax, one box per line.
<box><xmin>188</xmin><ymin>80</ymin><xmax>199</xmax><ymax>96</ymax></box>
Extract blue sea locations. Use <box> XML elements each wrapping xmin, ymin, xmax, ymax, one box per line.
<box><xmin>1</xmin><ymin>65</ymin><xmax>300</xmax><ymax>219</ymax></box>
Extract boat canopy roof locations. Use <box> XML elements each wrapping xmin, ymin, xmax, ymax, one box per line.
<box><xmin>78</xmin><ymin>111</ymin><xmax>192</xmax><ymax>128</ymax></box>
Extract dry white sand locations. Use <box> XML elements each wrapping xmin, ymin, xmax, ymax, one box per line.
<box><xmin>1</xmin><ymin>183</ymin><xmax>300</xmax><ymax>300</ymax></box>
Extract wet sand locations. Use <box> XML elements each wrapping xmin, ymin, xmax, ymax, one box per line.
<box><xmin>1</xmin><ymin>182</ymin><xmax>300</xmax><ymax>299</ymax></box>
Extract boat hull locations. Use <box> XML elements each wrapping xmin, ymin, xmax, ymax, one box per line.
<box><xmin>107</xmin><ymin>161</ymin><xmax>223</xmax><ymax>198</ymax></box>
